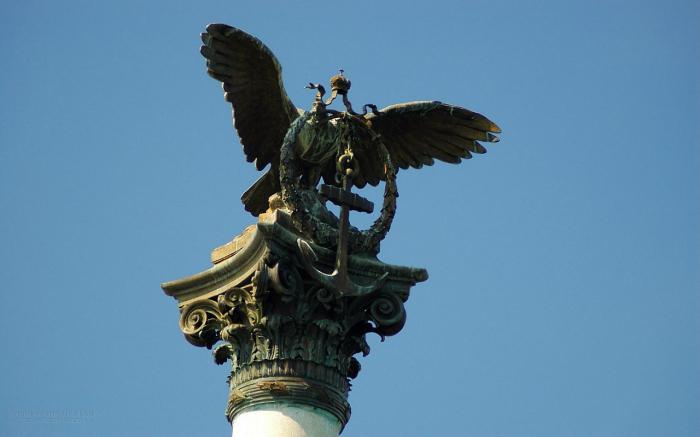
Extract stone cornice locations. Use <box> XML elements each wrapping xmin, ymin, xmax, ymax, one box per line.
<box><xmin>162</xmin><ymin>210</ymin><xmax>427</xmax><ymax>305</ymax></box>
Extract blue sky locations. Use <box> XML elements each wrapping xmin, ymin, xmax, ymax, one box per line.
<box><xmin>1</xmin><ymin>1</ymin><xmax>698</xmax><ymax>436</ymax></box>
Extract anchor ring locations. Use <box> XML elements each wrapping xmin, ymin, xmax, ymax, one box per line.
<box><xmin>337</xmin><ymin>151</ymin><xmax>358</xmax><ymax>177</ymax></box>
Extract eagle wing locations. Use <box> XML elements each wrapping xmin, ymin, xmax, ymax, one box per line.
<box><xmin>200</xmin><ymin>24</ymin><xmax>299</xmax><ymax>171</ymax></box>
<box><xmin>364</xmin><ymin>101</ymin><xmax>501</xmax><ymax>171</ymax></box>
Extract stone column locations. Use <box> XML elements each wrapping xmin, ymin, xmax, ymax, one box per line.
<box><xmin>231</xmin><ymin>404</ymin><xmax>341</xmax><ymax>437</ymax></box>
<box><xmin>161</xmin><ymin>209</ymin><xmax>427</xmax><ymax>435</ymax></box>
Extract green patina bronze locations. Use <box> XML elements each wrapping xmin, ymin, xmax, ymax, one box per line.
<box><xmin>162</xmin><ymin>22</ymin><xmax>501</xmax><ymax>431</ymax></box>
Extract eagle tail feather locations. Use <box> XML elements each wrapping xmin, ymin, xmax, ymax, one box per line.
<box><xmin>241</xmin><ymin>169</ymin><xmax>280</xmax><ymax>216</ymax></box>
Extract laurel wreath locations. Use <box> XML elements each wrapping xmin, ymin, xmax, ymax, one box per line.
<box><xmin>279</xmin><ymin>112</ymin><xmax>397</xmax><ymax>255</ymax></box>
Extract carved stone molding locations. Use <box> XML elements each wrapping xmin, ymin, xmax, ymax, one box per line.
<box><xmin>162</xmin><ymin>209</ymin><xmax>427</xmax><ymax>427</ymax></box>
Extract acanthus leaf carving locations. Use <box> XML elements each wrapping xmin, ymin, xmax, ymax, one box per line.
<box><xmin>165</xmin><ymin>215</ymin><xmax>427</xmax><ymax>427</ymax></box>
<box><xmin>181</xmin><ymin>253</ymin><xmax>411</xmax><ymax>376</ymax></box>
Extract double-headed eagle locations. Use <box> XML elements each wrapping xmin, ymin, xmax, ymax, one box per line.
<box><xmin>200</xmin><ymin>24</ymin><xmax>501</xmax><ymax>216</ymax></box>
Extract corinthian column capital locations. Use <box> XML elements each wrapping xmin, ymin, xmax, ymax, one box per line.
<box><xmin>162</xmin><ymin>209</ymin><xmax>427</xmax><ymax>432</ymax></box>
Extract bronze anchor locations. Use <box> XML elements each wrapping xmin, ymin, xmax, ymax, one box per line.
<box><xmin>298</xmin><ymin>148</ymin><xmax>388</xmax><ymax>297</ymax></box>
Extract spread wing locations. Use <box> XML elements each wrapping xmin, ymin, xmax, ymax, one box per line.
<box><xmin>364</xmin><ymin>101</ymin><xmax>501</xmax><ymax>170</ymax></box>
<box><xmin>200</xmin><ymin>24</ymin><xmax>299</xmax><ymax>170</ymax></box>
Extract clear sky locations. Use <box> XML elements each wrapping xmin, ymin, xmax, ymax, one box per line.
<box><xmin>1</xmin><ymin>1</ymin><xmax>698</xmax><ymax>436</ymax></box>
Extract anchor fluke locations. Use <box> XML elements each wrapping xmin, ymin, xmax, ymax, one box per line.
<box><xmin>297</xmin><ymin>238</ymin><xmax>388</xmax><ymax>298</ymax></box>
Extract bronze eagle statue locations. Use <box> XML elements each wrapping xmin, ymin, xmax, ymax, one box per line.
<box><xmin>200</xmin><ymin>24</ymin><xmax>501</xmax><ymax>216</ymax></box>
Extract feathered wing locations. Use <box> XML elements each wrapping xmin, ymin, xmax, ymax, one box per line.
<box><xmin>200</xmin><ymin>23</ymin><xmax>300</xmax><ymax>214</ymax></box>
<box><xmin>364</xmin><ymin>101</ymin><xmax>501</xmax><ymax>172</ymax></box>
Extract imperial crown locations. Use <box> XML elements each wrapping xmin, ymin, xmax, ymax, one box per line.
<box><xmin>330</xmin><ymin>72</ymin><xmax>351</xmax><ymax>95</ymax></box>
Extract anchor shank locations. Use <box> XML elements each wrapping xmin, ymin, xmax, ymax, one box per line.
<box><xmin>335</xmin><ymin>173</ymin><xmax>352</xmax><ymax>291</ymax></box>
